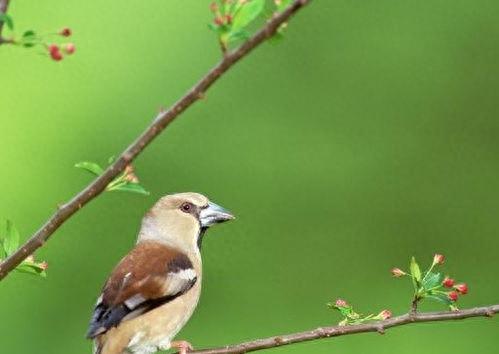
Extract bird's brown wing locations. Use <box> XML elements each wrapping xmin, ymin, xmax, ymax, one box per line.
<box><xmin>87</xmin><ymin>241</ymin><xmax>198</xmax><ymax>339</ymax></box>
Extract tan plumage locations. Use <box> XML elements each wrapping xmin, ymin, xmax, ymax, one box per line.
<box><xmin>88</xmin><ymin>192</ymin><xmax>234</xmax><ymax>354</ymax></box>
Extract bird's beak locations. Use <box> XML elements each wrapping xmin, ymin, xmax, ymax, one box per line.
<box><xmin>199</xmin><ymin>202</ymin><xmax>235</xmax><ymax>228</ymax></box>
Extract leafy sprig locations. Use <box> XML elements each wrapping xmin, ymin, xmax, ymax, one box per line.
<box><xmin>0</xmin><ymin>12</ymin><xmax>75</xmax><ymax>61</ymax></box>
<box><xmin>0</xmin><ymin>221</ymin><xmax>48</xmax><ymax>277</ymax></box>
<box><xmin>75</xmin><ymin>161</ymin><xmax>149</xmax><ymax>196</ymax></box>
<box><xmin>328</xmin><ymin>299</ymin><xmax>391</xmax><ymax>326</ymax></box>
<box><xmin>392</xmin><ymin>254</ymin><xmax>468</xmax><ymax>311</ymax></box>
<box><xmin>208</xmin><ymin>0</ymin><xmax>293</xmax><ymax>53</ymax></box>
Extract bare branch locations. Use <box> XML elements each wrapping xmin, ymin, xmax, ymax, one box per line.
<box><xmin>0</xmin><ymin>0</ymin><xmax>313</xmax><ymax>280</ymax></box>
<box><xmin>188</xmin><ymin>304</ymin><xmax>499</xmax><ymax>354</ymax></box>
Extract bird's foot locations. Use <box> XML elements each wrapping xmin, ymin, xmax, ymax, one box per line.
<box><xmin>171</xmin><ymin>340</ymin><xmax>193</xmax><ymax>354</ymax></box>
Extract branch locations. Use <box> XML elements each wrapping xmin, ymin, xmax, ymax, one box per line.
<box><xmin>0</xmin><ymin>0</ymin><xmax>11</xmax><ymax>44</ymax></box>
<box><xmin>188</xmin><ymin>304</ymin><xmax>499</xmax><ymax>354</ymax></box>
<box><xmin>0</xmin><ymin>0</ymin><xmax>312</xmax><ymax>280</ymax></box>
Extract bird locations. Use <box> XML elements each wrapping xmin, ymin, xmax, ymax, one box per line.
<box><xmin>86</xmin><ymin>192</ymin><xmax>234</xmax><ymax>354</ymax></box>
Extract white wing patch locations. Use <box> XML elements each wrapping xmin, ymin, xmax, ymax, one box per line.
<box><xmin>124</xmin><ymin>293</ymin><xmax>147</xmax><ymax>309</ymax></box>
<box><xmin>165</xmin><ymin>268</ymin><xmax>197</xmax><ymax>295</ymax></box>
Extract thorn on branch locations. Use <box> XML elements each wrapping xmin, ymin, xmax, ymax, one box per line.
<box><xmin>376</xmin><ymin>325</ymin><xmax>385</xmax><ymax>335</ymax></box>
<box><xmin>273</xmin><ymin>337</ymin><xmax>284</xmax><ymax>345</ymax></box>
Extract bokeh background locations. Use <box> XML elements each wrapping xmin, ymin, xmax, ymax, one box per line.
<box><xmin>1</xmin><ymin>1</ymin><xmax>498</xmax><ymax>353</ymax></box>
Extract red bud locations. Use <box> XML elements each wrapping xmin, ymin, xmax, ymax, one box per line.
<box><xmin>442</xmin><ymin>277</ymin><xmax>455</xmax><ymax>288</ymax></box>
<box><xmin>448</xmin><ymin>291</ymin><xmax>459</xmax><ymax>301</ymax></box>
<box><xmin>60</xmin><ymin>27</ymin><xmax>72</xmax><ymax>37</ymax></box>
<box><xmin>48</xmin><ymin>45</ymin><xmax>63</xmax><ymax>61</ymax></box>
<box><xmin>210</xmin><ymin>2</ymin><xmax>219</xmax><ymax>12</ymax></box>
<box><xmin>454</xmin><ymin>283</ymin><xmax>468</xmax><ymax>295</ymax></box>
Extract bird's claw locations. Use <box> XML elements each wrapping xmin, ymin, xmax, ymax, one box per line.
<box><xmin>171</xmin><ymin>340</ymin><xmax>193</xmax><ymax>354</ymax></box>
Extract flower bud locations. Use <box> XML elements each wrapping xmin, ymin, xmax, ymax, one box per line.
<box><xmin>391</xmin><ymin>268</ymin><xmax>406</xmax><ymax>277</ymax></box>
<box><xmin>433</xmin><ymin>254</ymin><xmax>445</xmax><ymax>265</ymax></box>
<box><xmin>448</xmin><ymin>291</ymin><xmax>458</xmax><ymax>302</ymax></box>
<box><xmin>209</xmin><ymin>2</ymin><xmax>219</xmax><ymax>12</ymax></box>
<box><xmin>64</xmin><ymin>43</ymin><xmax>76</xmax><ymax>55</ymax></box>
<box><xmin>59</xmin><ymin>27</ymin><xmax>72</xmax><ymax>37</ymax></box>
<box><xmin>39</xmin><ymin>261</ymin><xmax>49</xmax><ymax>271</ymax></box>
<box><xmin>378</xmin><ymin>309</ymin><xmax>392</xmax><ymax>320</ymax></box>
<box><xmin>214</xmin><ymin>17</ymin><xmax>224</xmax><ymax>26</ymax></box>
<box><xmin>48</xmin><ymin>44</ymin><xmax>63</xmax><ymax>61</ymax></box>
<box><xmin>335</xmin><ymin>299</ymin><xmax>348</xmax><ymax>308</ymax></box>
<box><xmin>442</xmin><ymin>276</ymin><xmax>454</xmax><ymax>288</ymax></box>
<box><xmin>454</xmin><ymin>283</ymin><xmax>468</xmax><ymax>295</ymax></box>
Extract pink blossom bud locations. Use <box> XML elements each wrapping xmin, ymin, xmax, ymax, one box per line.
<box><xmin>64</xmin><ymin>43</ymin><xmax>76</xmax><ymax>55</ymax></box>
<box><xmin>391</xmin><ymin>268</ymin><xmax>406</xmax><ymax>277</ymax></box>
<box><xmin>378</xmin><ymin>310</ymin><xmax>392</xmax><ymax>320</ymax></box>
<box><xmin>433</xmin><ymin>254</ymin><xmax>445</xmax><ymax>265</ymax></box>
<box><xmin>335</xmin><ymin>299</ymin><xmax>348</xmax><ymax>307</ymax></box>
<box><xmin>39</xmin><ymin>261</ymin><xmax>48</xmax><ymax>271</ymax></box>
<box><xmin>454</xmin><ymin>283</ymin><xmax>468</xmax><ymax>295</ymax></box>
<box><xmin>442</xmin><ymin>277</ymin><xmax>455</xmax><ymax>288</ymax></box>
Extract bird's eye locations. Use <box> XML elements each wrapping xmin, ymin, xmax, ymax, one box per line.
<box><xmin>180</xmin><ymin>202</ymin><xmax>192</xmax><ymax>213</ymax></box>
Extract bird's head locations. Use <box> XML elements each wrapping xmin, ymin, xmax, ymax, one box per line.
<box><xmin>138</xmin><ymin>192</ymin><xmax>234</xmax><ymax>250</ymax></box>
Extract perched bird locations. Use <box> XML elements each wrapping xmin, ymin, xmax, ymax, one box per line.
<box><xmin>87</xmin><ymin>192</ymin><xmax>234</xmax><ymax>354</ymax></box>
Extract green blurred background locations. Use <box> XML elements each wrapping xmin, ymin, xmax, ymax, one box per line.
<box><xmin>1</xmin><ymin>0</ymin><xmax>498</xmax><ymax>353</ymax></box>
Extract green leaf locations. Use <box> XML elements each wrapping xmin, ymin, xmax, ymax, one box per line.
<box><xmin>0</xmin><ymin>12</ymin><xmax>14</xmax><ymax>31</ymax></box>
<box><xmin>4</xmin><ymin>220</ymin><xmax>20</xmax><ymax>256</ymax></box>
<box><xmin>427</xmin><ymin>293</ymin><xmax>452</xmax><ymax>306</ymax></box>
<box><xmin>423</xmin><ymin>272</ymin><xmax>443</xmax><ymax>290</ymax></box>
<box><xmin>22</xmin><ymin>30</ymin><xmax>36</xmax><ymax>38</ymax></box>
<box><xmin>231</xmin><ymin>0</ymin><xmax>265</xmax><ymax>32</ymax></box>
<box><xmin>410</xmin><ymin>256</ymin><xmax>422</xmax><ymax>283</ymax></box>
<box><xmin>227</xmin><ymin>29</ymin><xmax>250</xmax><ymax>42</ymax></box>
<box><xmin>0</xmin><ymin>239</ymin><xmax>5</xmax><ymax>258</ymax></box>
<box><xmin>112</xmin><ymin>183</ymin><xmax>150</xmax><ymax>196</ymax></box>
<box><xmin>75</xmin><ymin>161</ymin><xmax>104</xmax><ymax>176</ymax></box>
<box><xmin>15</xmin><ymin>262</ymin><xmax>47</xmax><ymax>277</ymax></box>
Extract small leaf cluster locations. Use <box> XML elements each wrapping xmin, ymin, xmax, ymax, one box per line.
<box><xmin>75</xmin><ymin>160</ymin><xmax>149</xmax><ymax>196</ymax></box>
<box><xmin>0</xmin><ymin>221</ymin><xmax>47</xmax><ymax>277</ymax></box>
<box><xmin>0</xmin><ymin>12</ymin><xmax>14</xmax><ymax>32</ymax></box>
<box><xmin>209</xmin><ymin>0</ymin><xmax>266</xmax><ymax>51</ymax></box>
<box><xmin>327</xmin><ymin>299</ymin><xmax>391</xmax><ymax>326</ymax></box>
<box><xmin>0</xmin><ymin>13</ymin><xmax>75</xmax><ymax>61</ymax></box>
<box><xmin>392</xmin><ymin>254</ymin><xmax>469</xmax><ymax>310</ymax></box>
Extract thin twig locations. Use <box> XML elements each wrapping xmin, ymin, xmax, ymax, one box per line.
<box><xmin>0</xmin><ymin>0</ymin><xmax>313</xmax><ymax>280</ymax></box>
<box><xmin>187</xmin><ymin>304</ymin><xmax>499</xmax><ymax>354</ymax></box>
<box><xmin>410</xmin><ymin>296</ymin><xmax>419</xmax><ymax>317</ymax></box>
<box><xmin>0</xmin><ymin>0</ymin><xmax>11</xmax><ymax>44</ymax></box>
